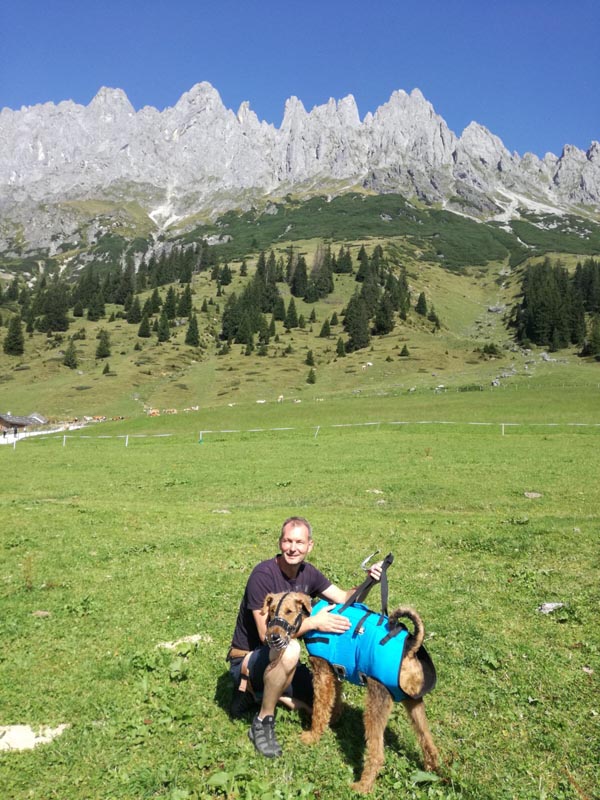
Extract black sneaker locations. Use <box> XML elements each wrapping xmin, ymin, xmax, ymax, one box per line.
<box><xmin>248</xmin><ymin>714</ymin><xmax>282</xmax><ymax>758</ymax></box>
<box><xmin>230</xmin><ymin>690</ymin><xmax>256</xmax><ymax>719</ymax></box>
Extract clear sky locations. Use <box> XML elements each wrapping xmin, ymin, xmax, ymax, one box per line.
<box><xmin>1</xmin><ymin>0</ymin><xmax>598</xmax><ymax>158</ymax></box>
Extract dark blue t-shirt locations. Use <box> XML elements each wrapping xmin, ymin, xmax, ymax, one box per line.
<box><xmin>230</xmin><ymin>556</ymin><xmax>331</xmax><ymax>652</ymax></box>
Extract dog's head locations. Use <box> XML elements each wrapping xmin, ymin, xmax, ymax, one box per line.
<box><xmin>261</xmin><ymin>591</ymin><xmax>312</xmax><ymax>651</ymax></box>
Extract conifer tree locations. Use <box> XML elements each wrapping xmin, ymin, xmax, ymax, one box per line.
<box><xmin>95</xmin><ymin>329</ymin><xmax>111</xmax><ymax>359</ymax></box>
<box><xmin>305</xmin><ymin>349</ymin><xmax>315</xmax><ymax>366</ymax></box>
<box><xmin>164</xmin><ymin>286</ymin><xmax>177</xmax><ymax>320</ymax></box>
<box><xmin>127</xmin><ymin>296</ymin><xmax>142</xmax><ymax>324</ymax></box>
<box><xmin>344</xmin><ymin>293</ymin><xmax>370</xmax><ymax>352</ymax></box>
<box><xmin>62</xmin><ymin>339</ymin><xmax>78</xmax><ymax>369</ymax></box>
<box><xmin>298</xmin><ymin>314</ymin><xmax>306</xmax><ymax>329</ymax></box>
<box><xmin>374</xmin><ymin>294</ymin><xmax>395</xmax><ymax>335</ymax></box>
<box><xmin>336</xmin><ymin>337</ymin><xmax>346</xmax><ymax>357</ymax></box>
<box><xmin>150</xmin><ymin>287</ymin><xmax>162</xmax><ymax>313</ymax></box>
<box><xmin>309</xmin><ymin>307</ymin><xmax>317</xmax><ymax>323</ymax></box>
<box><xmin>331</xmin><ymin>311</ymin><xmax>339</xmax><ymax>326</ymax></box>
<box><xmin>102</xmin><ymin>361</ymin><xmax>111</xmax><ymax>375</ymax></box>
<box><xmin>306</xmin><ymin>368</ymin><xmax>316</xmax><ymax>384</ymax></box>
<box><xmin>285</xmin><ymin>297</ymin><xmax>298</xmax><ymax>329</ymax></box>
<box><xmin>201</xmin><ymin>298</ymin><xmax>209</xmax><ymax>313</ymax></box>
<box><xmin>157</xmin><ymin>310</ymin><xmax>171</xmax><ymax>342</ymax></box>
<box><xmin>400</xmin><ymin>344</ymin><xmax>410</xmax><ymax>357</ymax></box>
<box><xmin>185</xmin><ymin>313</ymin><xmax>200</xmax><ymax>346</ymax></box>
<box><xmin>415</xmin><ymin>292</ymin><xmax>428</xmax><ymax>316</ymax></box>
<box><xmin>177</xmin><ymin>284</ymin><xmax>193</xmax><ymax>317</ymax></box>
<box><xmin>3</xmin><ymin>315</ymin><xmax>24</xmax><ymax>355</ymax></box>
<box><xmin>290</xmin><ymin>256</ymin><xmax>308</xmax><ymax>298</ymax></box>
<box><xmin>138</xmin><ymin>313</ymin><xmax>151</xmax><ymax>338</ymax></box>
<box><xmin>319</xmin><ymin>319</ymin><xmax>331</xmax><ymax>338</ymax></box>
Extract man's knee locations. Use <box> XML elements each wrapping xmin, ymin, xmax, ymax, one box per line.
<box><xmin>268</xmin><ymin>640</ymin><xmax>301</xmax><ymax>675</ymax></box>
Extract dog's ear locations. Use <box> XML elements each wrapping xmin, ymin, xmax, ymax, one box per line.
<box><xmin>296</xmin><ymin>594</ymin><xmax>312</xmax><ymax>618</ymax></box>
<box><xmin>260</xmin><ymin>594</ymin><xmax>275</xmax><ymax>617</ymax></box>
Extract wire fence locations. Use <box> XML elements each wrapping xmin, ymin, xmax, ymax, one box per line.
<box><xmin>3</xmin><ymin>417</ymin><xmax>599</xmax><ymax>450</ymax></box>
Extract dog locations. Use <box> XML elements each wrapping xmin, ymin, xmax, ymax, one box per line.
<box><xmin>261</xmin><ymin>591</ymin><xmax>439</xmax><ymax>794</ymax></box>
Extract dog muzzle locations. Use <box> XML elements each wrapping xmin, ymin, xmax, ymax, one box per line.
<box><xmin>265</xmin><ymin>593</ymin><xmax>305</xmax><ymax>651</ymax></box>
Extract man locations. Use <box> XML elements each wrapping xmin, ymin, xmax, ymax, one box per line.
<box><xmin>227</xmin><ymin>516</ymin><xmax>382</xmax><ymax>758</ymax></box>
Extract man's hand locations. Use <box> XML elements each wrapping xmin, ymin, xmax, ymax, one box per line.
<box><xmin>366</xmin><ymin>560</ymin><xmax>383</xmax><ymax>581</ymax></box>
<box><xmin>310</xmin><ymin>604</ymin><xmax>351</xmax><ymax>634</ymax></box>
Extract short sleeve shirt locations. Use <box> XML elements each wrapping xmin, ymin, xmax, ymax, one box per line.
<box><xmin>230</xmin><ymin>556</ymin><xmax>331</xmax><ymax>652</ymax></box>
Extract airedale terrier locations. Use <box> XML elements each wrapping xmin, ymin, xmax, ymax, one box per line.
<box><xmin>262</xmin><ymin>590</ymin><xmax>439</xmax><ymax>794</ymax></box>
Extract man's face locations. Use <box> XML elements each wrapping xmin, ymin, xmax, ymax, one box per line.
<box><xmin>279</xmin><ymin>523</ymin><xmax>313</xmax><ymax>567</ymax></box>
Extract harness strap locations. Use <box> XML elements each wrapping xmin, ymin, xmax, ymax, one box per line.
<box><xmin>338</xmin><ymin>552</ymin><xmax>394</xmax><ymax>615</ymax></box>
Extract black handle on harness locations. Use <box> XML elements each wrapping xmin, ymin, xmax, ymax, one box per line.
<box><xmin>338</xmin><ymin>552</ymin><xmax>394</xmax><ymax>616</ymax></box>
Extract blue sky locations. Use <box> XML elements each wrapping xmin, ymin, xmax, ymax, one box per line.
<box><xmin>1</xmin><ymin>0</ymin><xmax>598</xmax><ymax>158</ymax></box>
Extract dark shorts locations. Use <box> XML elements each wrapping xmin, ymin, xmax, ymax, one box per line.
<box><xmin>229</xmin><ymin>646</ymin><xmax>314</xmax><ymax>706</ymax></box>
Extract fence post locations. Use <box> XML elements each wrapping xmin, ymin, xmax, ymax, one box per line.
<box><xmin>314</xmin><ymin>426</ymin><xmax>320</xmax><ymax>439</ymax></box>
<box><xmin>125</xmin><ymin>435</ymin><xmax>129</xmax><ymax>448</ymax></box>
<box><xmin>63</xmin><ymin>434</ymin><xmax>67</xmax><ymax>447</ymax></box>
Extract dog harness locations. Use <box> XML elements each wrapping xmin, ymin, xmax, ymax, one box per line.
<box><xmin>303</xmin><ymin>554</ymin><xmax>436</xmax><ymax>702</ymax></box>
<box><xmin>304</xmin><ymin>599</ymin><xmax>411</xmax><ymax>701</ymax></box>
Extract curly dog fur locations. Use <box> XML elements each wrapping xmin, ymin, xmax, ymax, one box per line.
<box><xmin>263</xmin><ymin>591</ymin><xmax>439</xmax><ymax>794</ymax></box>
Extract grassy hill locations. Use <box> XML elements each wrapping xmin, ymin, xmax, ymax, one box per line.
<box><xmin>1</xmin><ymin>193</ymin><xmax>599</xmax><ymax>422</ymax></box>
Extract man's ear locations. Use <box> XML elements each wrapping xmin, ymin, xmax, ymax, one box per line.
<box><xmin>260</xmin><ymin>594</ymin><xmax>274</xmax><ymax>617</ymax></box>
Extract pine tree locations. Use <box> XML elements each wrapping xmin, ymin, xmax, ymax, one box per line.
<box><xmin>157</xmin><ymin>310</ymin><xmax>171</xmax><ymax>342</ymax></box>
<box><xmin>400</xmin><ymin>344</ymin><xmax>410</xmax><ymax>357</ymax></box>
<box><xmin>138</xmin><ymin>313</ymin><xmax>151</xmax><ymax>338</ymax></box>
<box><xmin>185</xmin><ymin>314</ymin><xmax>200</xmax><ymax>346</ymax></box>
<box><xmin>309</xmin><ymin>307</ymin><xmax>317</xmax><ymax>323</ymax></box>
<box><xmin>150</xmin><ymin>287</ymin><xmax>162</xmax><ymax>313</ymax></box>
<box><xmin>306</xmin><ymin>368</ymin><xmax>316</xmax><ymax>384</ymax></box>
<box><xmin>344</xmin><ymin>293</ymin><xmax>370</xmax><ymax>352</ymax></box>
<box><xmin>374</xmin><ymin>294</ymin><xmax>394</xmax><ymax>335</ymax></box>
<box><xmin>319</xmin><ymin>319</ymin><xmax>331</xmax><ymax>338</ymax></box>
<box><xmin>127</xmin><ymin>296</ymin><xmax>142</xmax><ymax>324</ymax></box>
<box><xmin>336</xmin><ymin>337</ymin><xmax>346</xmax><ymax>357</ymax></box>
<box><xmin>62</xmin><ymin>339</ymin><xmax>78</xmax><ymax>369</ymax></box>
<box><xmin>201</xmin><ymin>298</ymin><xmax>209</xmax><ymax>313</ymax></box>
<box><xmin>177</xmin><ymin>284</ymin><xmax>193</xmax><ymax>317</ymax></box>
<box><xmin>3</xmin><ymin>315</ymin><xmax>24</xmax><ymax>355</ymax></box>
<box><xmin>95</xmin><ymin>329</ymin><xmax>111</xmax><ymax>359</ymax></box>
<box><xmin>330</xmin><ymin>311</ymin><xmax>339</xmax><ymax>326</ymax></box>
<box><xmin>415</xmin><ymin>292</ymin><xmax>428</xmax><ymax>316</ymax></box>
<box><xmin>305</xmin><ymin>349</ymin><xmax>315</xmax><ymax>366</ymax></box>
<box><xmin>285</xmin><ymin>297</ymin><xmax>298</xmax><ymax>329</ymax></box>
<box><xmin>102</xmin><ymin>361</ymin><xmax>111</xmax><ymax>375</ymax></box>
<box><xmin>164</xmin><ymin>287</ymin><xmax>177</xmax><ymax>320</ymax></box>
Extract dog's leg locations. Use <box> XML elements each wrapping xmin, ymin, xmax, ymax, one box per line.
<box><xmin>351</xmin><ymin>678</ymin><xmax>393</xmax><ymax>794</ymax></box>
<box><xmin>301</xmin><ymin>658</ymin><xmax>336</xmax><ymax>745</ymax></box>
<box><xmin>402</xmin><ymin>698</ymin><xmax>439</xmax><ymax>772</ymax></box>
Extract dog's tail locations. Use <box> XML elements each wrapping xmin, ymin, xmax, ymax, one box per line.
<box><xmin>389</xmin><ymin>607</ymin><xmax>425</xmax><ymax>656</ymax></box>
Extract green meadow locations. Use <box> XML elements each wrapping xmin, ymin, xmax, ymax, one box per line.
<box><xmin>1</xmin><ymin>388</ymin><xmax>598</xmax><ymax>800</ymax></box>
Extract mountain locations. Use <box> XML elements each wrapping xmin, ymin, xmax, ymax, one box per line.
<box><xmin>1</xmin><ymin>82</ymin><xmax>599</xmax><ymax>259</ymax></box>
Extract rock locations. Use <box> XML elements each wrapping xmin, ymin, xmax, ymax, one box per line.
<box><xmin>537</xmin><ymin>602</ymin><xmax>565</xmax><ymax>614</ymax></box>
<box><xmin>1</xmin><ymin>82</ymin><xmax>599</xmax><ymax>254</ymax></box>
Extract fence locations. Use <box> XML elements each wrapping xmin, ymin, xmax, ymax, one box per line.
<box><xmin>4</xmin><ymin>418</ymin><xmax>598</xmax><ymax>450</ymax></box>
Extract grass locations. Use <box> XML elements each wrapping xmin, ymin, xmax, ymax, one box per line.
<box><xmin>1</xmin><ymin>389</ymin><xmax>599</xmax><ymax>800</ymax></box>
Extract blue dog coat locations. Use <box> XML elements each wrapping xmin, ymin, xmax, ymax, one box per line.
<box><xmin>303</xmin><ymin>599</ymin><xmax>436</xmax><ymax>702</ymax></box>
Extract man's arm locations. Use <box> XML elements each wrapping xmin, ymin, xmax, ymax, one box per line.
<box><xmin>297</xmin><ymin>561</ymin><xmax>384</xmax><ymax>637</ymax></box>
<box><xmin>252</xmin><ymin>608</ymin><xmax>268</xmax><ymax>645</ymax></box>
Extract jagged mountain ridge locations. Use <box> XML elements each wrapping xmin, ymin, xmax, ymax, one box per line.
<box><xmin>1</xmin><ymin>82</ymin><xmax>599</xmax><ymax>254</ymax></box>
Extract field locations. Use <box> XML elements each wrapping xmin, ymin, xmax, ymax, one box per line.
<box><xmin>1</xmin><ymin>388</ymin><xmax>598</xmax><ymax>800</ymax></box>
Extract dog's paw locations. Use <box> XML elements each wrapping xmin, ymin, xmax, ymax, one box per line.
<box><xmin>350</xmin><ymin>780</ymin><xmax>372</xmax><ymax>794</ymax></box>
